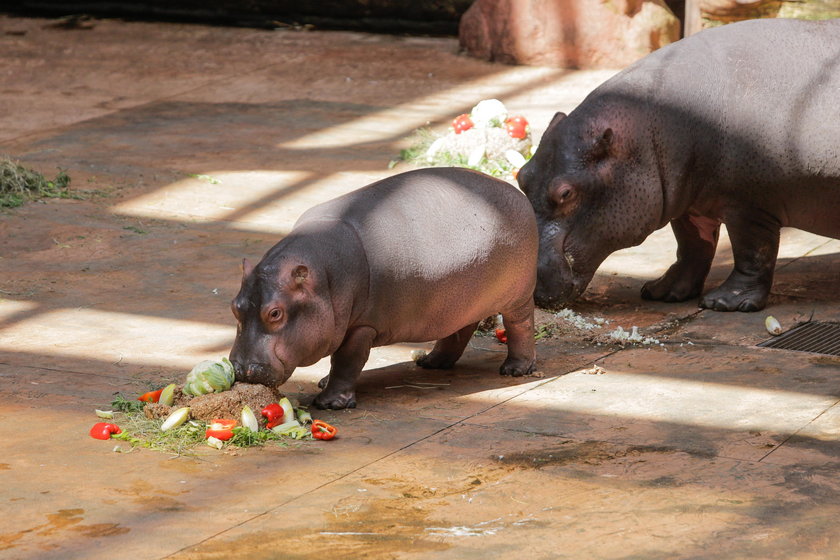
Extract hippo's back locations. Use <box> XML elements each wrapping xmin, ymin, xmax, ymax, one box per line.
<box><xmin>297</xmin><ymin>167</ymin><xmax>538</xmax><ymax>342</ymax></box>
<box><xmin>592</xmin><ymin>19</ymin><xmax>840</xmax><ymax>234</ymax></box>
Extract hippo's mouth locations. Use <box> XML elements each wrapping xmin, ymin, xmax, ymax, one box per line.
<box><xmin>534</xmin><ymin>274</ymin><xmax>589</xmax><ymax>310</ymax></box>
<box><xmin>232</xmin><ymin>358</ymin><xmax>291</xmax><ymax>388</ymax></box>
<box><xmin>534</xmin><ymin>225</ymin><xmax>592</xmax><ymax>309</ymax></box>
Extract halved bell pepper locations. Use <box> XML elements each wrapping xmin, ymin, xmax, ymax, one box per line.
<box><xmin>205</xmin><ymin>418</ymin><xmax>237</xmax><ymax>441</ymax></box>
<box><xmin>90</xmin><ymin>422</ymin><xmax>122</xmax><ymax>440</ymax></box>
<box><xmin>311</xmin><ymin>420</ymin><xmax>337</xmax><ymax>441</ymax></box>
<box><xmin>138</xmin><ymin>388</ymin><xmax>164</xmax><ymax>403</ymax></box>
<box><xmin>494</xmin><ymin>328</ymin><xmax>508</xmax><ymax>344</ymax></box>
<box><xmin>261</xmin><ymin>403</ymin><xmax>284</xmax><ymax>429</ymax></box>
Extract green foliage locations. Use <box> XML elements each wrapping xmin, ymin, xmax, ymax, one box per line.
<box><xmin>229</xmin><ymin>426</ymin><xmax>288</xmax><ymax>447</ymax></box>
<box><xmin>534</xmin><ymin>324</ymin><xmax>558</xmax><ymax>341</ymax></box>
<box><xmin>112</xmin><ymin>416</ymin><xmax>207</xmax><ymax>455</ymax></box>
<box><xmin>111</xmin><ymin>393</ymin><xmax>146</xmax><ymax>413</ymax></box>
<box><xmin>0</xmin><ymin>157</ymin><xmax>74</xmax><ymax>208</ymax></box>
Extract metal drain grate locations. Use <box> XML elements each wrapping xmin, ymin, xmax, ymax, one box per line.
<box><xmin>757</xmin><ymin>321</ymin><xmax>840</xmax><ymax>356</ymax></box>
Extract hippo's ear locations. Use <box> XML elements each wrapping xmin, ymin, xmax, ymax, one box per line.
<box><xmin>588</xmin><ymin>128</ymin><xmax>613</xmax><ymax>161</ymax></box>
<box><xmin>241</xmin><ymin>258</ymin><xmax>254</xmax><ymax>279</ymax></box>
<box><xmin>545</xmin><ymin>112</ymin><xmax>567</xmax><ymax>133</ymax></box>
<box><xmin>291</xmin><ymin>265</ymin><xmax>309</xmax><ymax>288</ymax></box>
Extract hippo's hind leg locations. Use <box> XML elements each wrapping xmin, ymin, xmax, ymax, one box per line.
<box><xmin>499</xmin><ymin>297</ymin><xmax>536</xmax><ymax>377</ymax></box>
<box><xmin>699</xmin><ymin>212</ymin><xmax>780</xmax><ymax>312</ymax></box>
<box><xmin>642</xmin><ymin>213</ymin><xmax>720</xmax><ymax>302</ymax></box>
<box><xmin>417</xmin><ymin>322</ymin><xmax>480</xmax><ymax>370</ymax></box>
<box><xmin>313</xmin><ymin>326</ymin><xmax>377</xmax><ymax>410</ymax></box>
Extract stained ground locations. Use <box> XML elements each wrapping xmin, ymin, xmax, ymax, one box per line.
<box><xmin>1</xmin><ymin>14</ymin><xmax>839</xmax><ymax>560</ymax></box>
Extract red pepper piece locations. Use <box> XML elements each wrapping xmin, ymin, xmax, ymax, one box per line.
<box><xmin>205</xmin><ymin>418</ymin><xmax>237</xmax><ymax>441</ymax></box>
<box><xmin>261</xmin><ymin>403</ymin><xmax>284</xmax><ymax>429</ymax></box>
<box><xmin>138</xmin><ymin>388</ymin><xmax>164</xmax><ymax>403</ymax></box>
<box><xmin>90</xmin><ymin>422</ymin><xmax>122</xmax><ymax>440</ymax></box>
<box><xmin>495</xmin><ymin>328</ymin><xmax>508</xmax><ymax>344</ymax></box>
<box><xmin>312</xmin><ymin>420</ymin><xmax>337</xmax><ymax>441</ymax></box>
<box><xmin>452</xmin><ymin>113</ymin><xmax>474</xmax><ymax>134</ymax></box>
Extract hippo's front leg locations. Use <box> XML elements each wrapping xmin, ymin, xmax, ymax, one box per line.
<box><xmin>642</xmin><ymin>213</ymin><xmax>720</xmax><ymax>303</ymax></box>
<box><xmin>699</xmin><ymin>212</ymin><xmax>780</xmax><ymax>312</ymax></box>
<box><xmin>499</xmin><ymin>297</ymin><xmax>536</xmax><ymax>377</ymax></box>
<box><xmin>313</xmin><ymin>326</ymin><xmax>377</xmax><ymax>410</ymax></box>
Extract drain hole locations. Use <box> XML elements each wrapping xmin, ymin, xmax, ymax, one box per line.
<box><xmin>757</xmin><ymin>321</ymin><xmax>840</xmax><ymax>356</ymax></box>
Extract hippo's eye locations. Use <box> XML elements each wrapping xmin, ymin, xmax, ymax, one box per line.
<box><xmin>549</xmin><ymin>182</ymin><xmax>578</xmax><ymax>216</ymax></box>
<box><xmin>267</xmin><ymin>308</ymin><xmax>284</xmax><ymax>323</ymax></box>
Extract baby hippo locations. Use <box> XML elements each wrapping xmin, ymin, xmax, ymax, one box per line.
<box><xmin>229</xmin><ymin>167</ymin><xmax>538</xmax><ymax>409</ymax></box>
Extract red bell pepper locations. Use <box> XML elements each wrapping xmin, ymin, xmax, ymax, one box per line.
<box><xmin>261</xmin><ymin>403</ymin><xmax>284</xmax><ymax>429</ymax></box>
<box><xmin>205</xmin><ymin>418</ymin><xmax>237</xmax><ymax>441</ymax></box>
<box><xmin>495</xmin><ymin>328</ymin><xmax>508</xmax><ymax>344</ymax></box>
<box><xmin>312</xmin><ymin>420</ymin><xmax>337</xmax><ymax>441</ymax></box>
<box><xmin>90</xmin><ymin>422</ymin><xmax>122</xmax><ymax>440</ymax></box>
<box><xmin>138</xmin><ymin>388</ymin><xmax>163</xmax><ymax>403</ymax></box>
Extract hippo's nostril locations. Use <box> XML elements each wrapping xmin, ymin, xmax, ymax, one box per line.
<box><xmin>231</xmin><ymin>360</ymin><xmax>243</xmax><ymax>376</ymax></box>
<box><xmin>234</xmin><ymin>362</ymin><xmax>276</xmax><ymax>386</ymax></box>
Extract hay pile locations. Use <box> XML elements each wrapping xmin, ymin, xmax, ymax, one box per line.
<box><xmin>0</xmin><ymin>156</ymin><xmax>71</xmax><ymax>208</ymax></box>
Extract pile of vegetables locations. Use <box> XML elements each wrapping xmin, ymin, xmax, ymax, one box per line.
<box><xmin>90</xmin><ymin>358</ymin><xmax>337</xmax><ymax>453</ymax></box>
<box><xmin>391</xmin><ymin>99</ymin><xmax>534</xmax><ymax>180</ymax></box>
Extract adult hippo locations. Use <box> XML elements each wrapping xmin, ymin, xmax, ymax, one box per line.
<box><xmin>518</xmin><ymin>18</ymin><xmax>840</xmax><ymax>312</ymax></box>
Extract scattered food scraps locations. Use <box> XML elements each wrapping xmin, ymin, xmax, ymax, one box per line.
<box><xmin>89</xmin><ymin>422</ymin><xmax>122</xmax><ymax>440</ymax></box>
<box><xmin>312</xmin><ymin>420</ymin><xmax>338</xmax><ymax>441</ymax></box>
<box><xmin>205</xmin><ymin>419</ymin><xmax>236</xmax><ymax>441</ymax></box>
<box><xmin>607</xmin><ymin>325</ymin><xmax>661</xmax><ymax>346</ymax></box>
<box><xmin>765</xmin><ymin>315</ymin><xmax>783</xmax><ymax>335</ymax></box>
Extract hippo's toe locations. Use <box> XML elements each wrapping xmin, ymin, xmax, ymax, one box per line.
<box><xmin>313</xmin><ymin>390</ymin><xmax>357</xmax><ymax>410</ymax></box>
<box><xmin>699</xmin><ymin>286</ymin><xmax>768</xmax><ymax>312</ymax></box>
<box><xmin>499</xmin><ymin>357</ymin><xmax>536</xmax><ymax>377</ymax></box>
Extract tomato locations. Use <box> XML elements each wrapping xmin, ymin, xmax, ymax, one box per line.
<box><xmin>452</xmin><ymin>113</ymin><xmax>474</xmax><ymax>134</ymax></box>
<box><xmin>205</xmin><ymin>418</ymin><xmax>237</xmax><ymax>441</ymax></box>
<box><xmin>504</xmin><ymin>116</ymin><xmax>528</xmax><ymax>139</ymax></box>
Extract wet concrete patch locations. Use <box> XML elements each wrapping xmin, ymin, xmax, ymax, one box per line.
<box><xmin>0</xmin><ymin>508</ymin><xmax>131</xmax><ymax>553</ymax></box>
<box><xmin>496</xmin><ymin>440</ymin><xmax>717</xmax><ymax>472</ymax></box>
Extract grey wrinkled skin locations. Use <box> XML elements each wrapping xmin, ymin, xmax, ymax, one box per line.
<box><xmin>519</xmin><ymin>19</ymin><xmax>840</xmax><ymax>312</ymax></box>
<box><xmin>230</xmin><ymin>167</ymin><xmax>538</xmax><ymax>409</ymax></box>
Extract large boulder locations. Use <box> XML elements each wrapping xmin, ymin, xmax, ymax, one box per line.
<box><xmin>459</xmin><ymin>0</ymin><xmax>680</xmax><ymax>69</ymax></box>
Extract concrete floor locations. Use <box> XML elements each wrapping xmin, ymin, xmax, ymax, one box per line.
<box><xmin>1</xmin><ymin>14</ymin><xmax>839</xmax><ymax>560</ymax></box>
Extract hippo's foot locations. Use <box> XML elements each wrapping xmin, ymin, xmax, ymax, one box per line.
<box><xmin>416</xmin><ymin>351</ymin><xmax>458</xmax><ymax>370</ymax></box>
<box><xmin>416</xmin><ymin>323</ymin><xmax>479</xmax><ymax>370</ymax></box>
<box><xmin>499</xmin><ymin>356</ymin><xmax>536</xmax><ymax>377</ymax></box>
<box><xmin>641</xmin><ymin>267</ymin><xmax>704</xmax><ymax>303</ymax></box>
<box><xmin>699</xmin><ymin>282</ymin><xmax>769</xmax><ymax>312</ymax></box>
<box><xmin>312</xmin><ymin>389</ymin><xmax>357</xmax><ymax>410</ymax></box>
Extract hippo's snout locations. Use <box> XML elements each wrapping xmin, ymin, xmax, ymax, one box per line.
<box><xmin>534</xmin><ymin>225</ymin><xmax>588</xmax><ymax>310</ymax></box>
<box><xmin>231</xmin><ymin>359</ymin><xmax>281</xmax><ymax>387</ymax></box>
<box><xmin>534</xmin><ymin>275</ymin><xmax>583</xmax><ymax>310</ymax></box>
